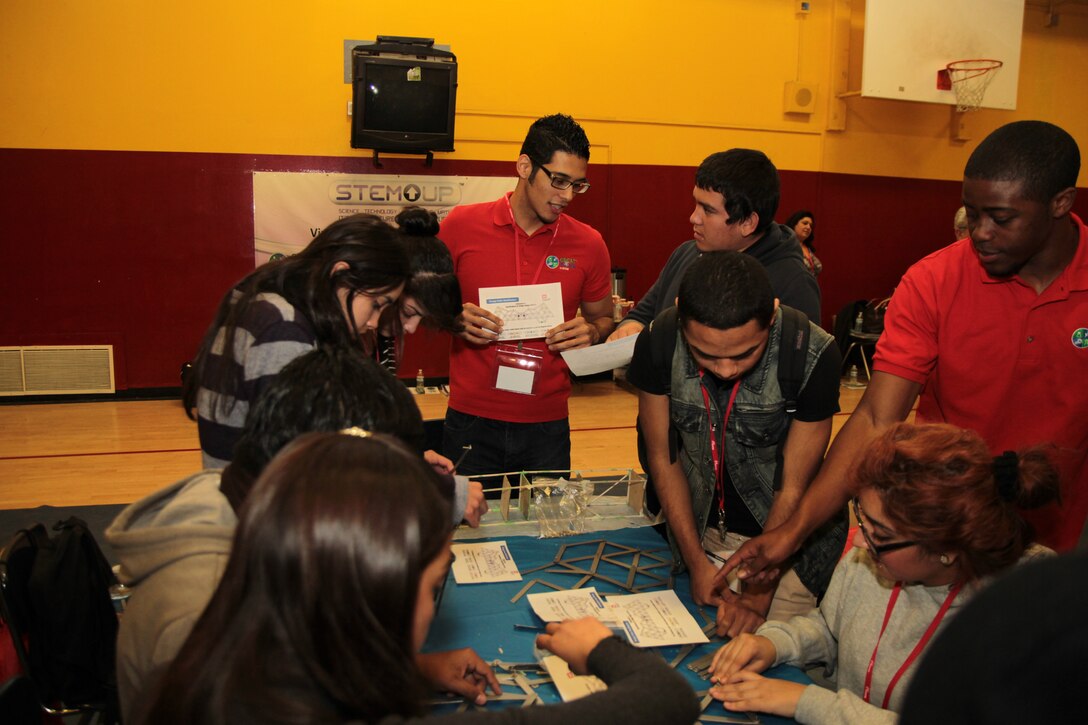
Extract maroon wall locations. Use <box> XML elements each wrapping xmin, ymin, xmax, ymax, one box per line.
<box><xmin>3</xmin><ymin>148</ymin><xmax>1084</xmax><ymax>389</ymax></box>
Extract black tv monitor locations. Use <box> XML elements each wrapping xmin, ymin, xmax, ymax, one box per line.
<box><xmin>351</xmin><ymin>39</ymin><xmax>457</xmax><ymax>154</ymax></box>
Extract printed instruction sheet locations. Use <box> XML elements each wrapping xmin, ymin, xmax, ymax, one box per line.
<box><xmin>450</xmin><ymin>541</ymin><xmax>523</xmax><ymax>583</ymax></box>
<box><xmin>606</xmin><ymin>590</ymin><xmax>709</xmax><ymax>648</ymax></box>
<box><xmin>527</xmin><ymin>588</ymin><xmax>616</xmax><ymax>623</ymax></box>
<box><xmin>478</xmin><ymin>283</ymin><xmax>564</xmax><ymax>341</ymax></box>
<box><xmin>527</xmin><ymin>588</ymin><xmax>708</xmax><ymax>648</ymax></box>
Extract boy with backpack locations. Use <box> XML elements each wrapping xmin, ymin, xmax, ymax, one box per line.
<box><xmin>626</xmin><ymin>251</ymin><xmax>846</xmax><ymax>637</ymax></box>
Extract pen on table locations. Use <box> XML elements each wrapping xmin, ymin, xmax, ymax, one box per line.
<box><xmin>512</xmin><ymin>623</ymin><xmax>543</xmax><ymax>632</ymax></box>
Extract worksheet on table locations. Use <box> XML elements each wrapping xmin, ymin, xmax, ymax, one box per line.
<box><xmin>607</xmin><ymin>590</ymin><xmax>710</xmax><ymax>648</ymax></box>
<box><xmin>450</xmin><ymin>541</ymin><xmax>523</xmax><ymax>583</ymax></box>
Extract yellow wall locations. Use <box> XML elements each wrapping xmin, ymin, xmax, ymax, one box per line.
<box><xmin>2</xmin><ymin>0</ymin><xmax>1085</xmax><ymax>182</ymax></box>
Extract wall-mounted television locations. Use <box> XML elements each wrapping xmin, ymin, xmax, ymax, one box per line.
<box><xmin>351</xmin><ymin>37</ymin><xmax>457</xmax><ymax>154</ymax></box>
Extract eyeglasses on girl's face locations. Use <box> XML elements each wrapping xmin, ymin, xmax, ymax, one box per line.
<box><xmin>851</xmin><ymin>497</ymin><xmax>918</xmax><ymax>562</ymax></box>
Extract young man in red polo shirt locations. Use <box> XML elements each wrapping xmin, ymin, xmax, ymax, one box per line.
<box><xmin>718</xmin><ymin>120</ymin><xmax>1088</xmax><ymax>586</ymax></box>
<box><xmin>440</xmin><ymin>114</ymin><xmax>614</xmax><ymax>479</ymax></box>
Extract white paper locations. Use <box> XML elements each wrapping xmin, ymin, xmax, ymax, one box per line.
<box><xmin>527</xmin><ymin>587</ymin><xmax>613</xmax><ymax>622</ymax></box>
<box><xmin>560</xmin><ymin>333</ymin><xmax>639</xmax><ymax>376</ymax></box>
<box><xmin>525</xmin><ymin>588</ymin><xmax>706</xmax><ymax>648</ymax></box>
<box><xmin>479</xmin><ymin>283</ymin><xmax>564</xmax><ymax>341</ymax></box>
<box><xmin>606</xmin><ymin>590</ymin><xmax>710</xmax><ymax>648</ymax></box>
<box><xmin>540</xmin><ymin>655</ymin><xmax>607</xmax><ymax>701</ymax></box>
<box><xmin>450</xmin><ymin>541</ymin><xmax>523</xmax><ymax>584</ymax></box>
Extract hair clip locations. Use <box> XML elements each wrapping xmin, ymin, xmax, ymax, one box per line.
<box><xmin>992</xmin><ymin>450</ymin><xmax>1019</xmax><ymax>501</ymax></box>
<box><xmin>339</xmin><ymin>426</ymin><xmax>372</xmax><ymax>438</ymax></box>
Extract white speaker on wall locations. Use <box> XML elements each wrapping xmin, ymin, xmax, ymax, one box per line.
<box><xmin>784</xmin><ymin>81</ymin><xmax>817</xmax><ymax>114</ymax></box>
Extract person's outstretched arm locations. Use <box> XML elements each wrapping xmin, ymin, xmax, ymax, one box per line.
<box><xmin>640</xmin><ymin>390</ymin><xmax>723</xmax><ymax>607</ymax></box>
<box><xmin>716</xmin><ymin>371</ymin><xmax>920</xmax><ymax>585</ymax></box>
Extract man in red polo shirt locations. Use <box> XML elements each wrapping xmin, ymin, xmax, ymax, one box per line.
<box><xmin>440</xmin><ymin>114</ymin><xmax>614</xmax><ymax>479</ymax></box>
<box><xmin>717</xmin><ymin>120</ymin><xmax>1088</xmax><ymax>585</ymax></box>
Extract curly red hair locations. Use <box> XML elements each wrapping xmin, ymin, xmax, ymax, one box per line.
<box><xmin>853</xmin><ymin>423</ymin><xmax>1059</xmax><ymax>581</ymax></box>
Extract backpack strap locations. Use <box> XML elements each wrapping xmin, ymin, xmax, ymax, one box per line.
<box><xmin>651</xmin><ymin>307</ymin><xmax>683</xmax><ymax>463</ymax></box>
<box><xmin>648</xmin><ymin>306</ymin><xmax>680</xmax><ymax>396</ymax></box>
<box><xmin>777</xmin><ymin>306</ymin><xmax>810</xmax><ymax>415</ymax></box>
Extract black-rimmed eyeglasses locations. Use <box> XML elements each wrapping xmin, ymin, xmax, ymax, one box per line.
<box><xmin>851</xmin><ymin>497</ymin><xmax>918</xmax><ymax>562</ymax></box>
<box><xmin>537</xmin><ymin>164</ymin><xmax>591</xmax><ymax>194</ymax></box>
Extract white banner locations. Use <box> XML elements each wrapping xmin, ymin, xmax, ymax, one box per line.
<box><xmin>252</xmin><ymin>171</ymin><xmax>516</xmax><ymax>265</ymax></box>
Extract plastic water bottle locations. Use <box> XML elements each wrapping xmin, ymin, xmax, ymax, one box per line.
<box><xmin>416</xmin><ymin>369</ymin><xmax>425</xmax><ymax>394</ymax></box>
<box><xmin>848</xmin><ymin>365</ymin><xmax>859</xmax><ymax>386</ymax></box>
<box><xmin>853</xmin><ymin>311</ymin><xmax>864</xmax><ymax>333</ymax></box>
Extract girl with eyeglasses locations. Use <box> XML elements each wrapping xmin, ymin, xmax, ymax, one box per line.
<box><xmin>139</xmin><ymin>431</ymin><xmax>699</xmax><ymax>725</ymax></box>
<box><xmin>705</xmin><ymin>422</ymin><xmax>1059</xmax><ymax>724</ymax></box>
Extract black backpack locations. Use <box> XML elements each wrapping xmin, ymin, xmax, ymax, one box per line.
<box><xmin>0</xmin><ymin>517</ymin><xmax>120</xmax><ymax>717</ymax></box>
<box><xmin>637</xmin><ymin>306</ymin><xmax>811</xmax><ymax>514</ymax></box>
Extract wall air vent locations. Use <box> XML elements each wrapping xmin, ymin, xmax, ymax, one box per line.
<box><xmin>0</xmin><ymin>346</ymin><xmax>115</xmax><ymax>396</ymax></box>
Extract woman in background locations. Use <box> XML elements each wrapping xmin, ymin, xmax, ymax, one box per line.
<box><xmin>141</xmin><ymin>431</ymin><xmax>698</xmax><ymax>725</ymax></box>
<box><xmin>785</xmin><ymin>210</ymin><xmax>821</xmax><ymax>277</ymax></box>
<box><xmin>708</xmin><ymin>422</ymin><xmax>1059</xmax><ymax>725</ymax></box>
<box><xmin>184</xmin><ymin>213</ymin><xmax>408</xmax><ymax>468</ymax></box>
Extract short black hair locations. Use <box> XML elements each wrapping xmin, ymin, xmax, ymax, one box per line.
<box><xmin>221</xmin><ymin>346</ymin><xmax>424</xmax><ymax>511</ymax></box>
<box><xmin>695</xmin><ymin>150</ymin><xmax>780</xmax><ymax>235</ymax></box>
<box><xmin>678</xmin><ymin>251</ymin><xmax>775</xmax><ymax>330</ymax></box>
<box><xmin>520</xmin><ymin>114</ymin><xmax>591</xmax><ymax>165</ymax></box>
<box><xmin>964</xmin><ymin>121</ymin><xmax>1080</xmax><ymax>203</ymax></box>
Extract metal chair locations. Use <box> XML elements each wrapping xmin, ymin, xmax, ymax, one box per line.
<box><xmin>842</xmin><ymin>329</ymin><xmax>882</xmax><ymax>381</ymax></box>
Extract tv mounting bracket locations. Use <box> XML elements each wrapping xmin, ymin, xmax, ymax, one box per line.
<box><xmin>371</xmin><ymin>149</ymin><xmax>433</xmax><ymax>169</ymax></box>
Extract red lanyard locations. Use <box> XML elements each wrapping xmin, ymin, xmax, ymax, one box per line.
<box><xmin>863</xmin><ymin>580</ymin><xmax>963</xmax><ymax>708</ymax></box>
<box><xmin>506</xmin><ymin>195</ymin><xmax>558</xmax><ymax>286</ymax></box>
<box><xmin>697</xmin><ymin>370</ymin><xmax>740</xmax><ymax>533</ymax></box>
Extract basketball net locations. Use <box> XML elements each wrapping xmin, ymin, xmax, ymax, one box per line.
<box><xmin>946</xmin><ymin>59</ymin><xmax>1003</xmax><ymax>112</ymax></box>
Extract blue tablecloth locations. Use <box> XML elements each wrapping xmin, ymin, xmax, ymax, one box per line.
<box><xmin>424</xmin><ymin>527</ymin><xmax>810</xmax><ymax>724</ymax></box>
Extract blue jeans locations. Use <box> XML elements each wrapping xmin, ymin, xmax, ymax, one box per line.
<box><xmin>442</xmin><ymin>408</ymin><xmax>571</xmax><ymax>486</ymax></box>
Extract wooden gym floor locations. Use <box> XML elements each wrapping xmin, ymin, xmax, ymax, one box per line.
<box><xmin>0</xmin><ymin>381</ymin><xmax>874</xmax><ymax>511</ymax></box>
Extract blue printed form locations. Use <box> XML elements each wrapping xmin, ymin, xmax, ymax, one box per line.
<box><xmin>478</xmin><ymin>283</ymin><xmax>564</xmax><ymax>341</ymax></box>
<box><xmin>450</xmin><ymin>541</ymin><xmax>523</xmax><ymax>583</ymax></box>
<box><xmin>528</xmin><ymin>588</ymin><xmax>708</xmax><ymax>648</ymax></box>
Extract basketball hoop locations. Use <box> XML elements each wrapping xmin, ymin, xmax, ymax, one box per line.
<box><xmin>945</xmin><ymin>59</ymin><xmax>1003</xmax><ymax>112</ymax></box>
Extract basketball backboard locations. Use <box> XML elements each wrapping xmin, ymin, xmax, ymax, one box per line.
<box><xmin>861</xmin><ymin>0</ymin><xmax>1024</xmax><ymax>110</ymax></box>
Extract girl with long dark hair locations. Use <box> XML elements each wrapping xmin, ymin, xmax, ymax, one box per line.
<box><xmin>141</xmin><ymin>432</ymin><xmax>698</xmax><ymax>724</ymax></box>
<box><xmin>183</xmin><ymin>214</ymin><xmax>409</xmax><ymax>467</ymax></box>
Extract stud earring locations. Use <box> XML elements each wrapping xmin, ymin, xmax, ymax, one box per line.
<box><xmin>940</xmin><ymin>554</ymin><xmax>952</xmax><ymax>565</ymax></box>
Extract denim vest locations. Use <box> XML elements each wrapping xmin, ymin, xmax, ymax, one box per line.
<box><xmin>667</xmin><ymin>307</ymin><xmax>846</xmax><ymax>596</ymax></box>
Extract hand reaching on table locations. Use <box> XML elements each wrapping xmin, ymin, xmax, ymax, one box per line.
<box><xmin>535</xmin><ymin>618</ymin><xmax>613</xmax><ymax>675</ymax></box>
<box><xmin>709</xmin><ymin>633</ymin><xmax>777</xmax><ymax>683</ymax></box>
<box><xmin>714</xmin><ymin>587</ymin><xmax>770</xmax><ymax>638</ymax></box>
<box><xmin>416</xmin><ymin>649</ymin><xmax>502</xmax><ymax>706</ymax></box>
<box><xmin>690</xmin><ymin>558</ymin><xmax>725</xmax><ymax>607</ymax></box>
<box><xmin>710</xmin><ymin>670</ymin><xmax>806</xmax><ymax>719</ymax></box>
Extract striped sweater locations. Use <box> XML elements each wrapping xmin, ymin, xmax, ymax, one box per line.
<box><xmin>196</xmin><ymin>291</ymin><xmax>317</xmax><ymax>468</ymax></box>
